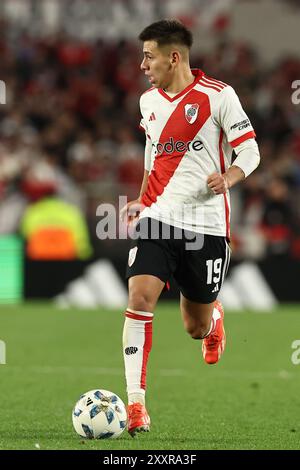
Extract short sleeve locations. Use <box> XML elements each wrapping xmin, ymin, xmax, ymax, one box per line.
<box><xmin>139</xmin><ymin>118</ymin><xmax>147</xmax><ymax>133</ymax></box>
<box><xmin>217</xmin><ymin>86</ymin><xmax>256</xmax><ymax>148</ymax></box>
<box><xmin>144</xmin><ymin>137</ymin><xmax>152</xmax><ymax>171</ymax></box>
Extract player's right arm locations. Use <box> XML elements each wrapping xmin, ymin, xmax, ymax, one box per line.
<box><xmin>120</xmin><ymin>120</ymin><xmax>151</xmax><ymax>224</ymax></box>
<box><xmin>119</xmin><ymin>170</ymin><xmax>149</xmax><ymax>224</ymax></box>
<box><xmin>138</xmin><ymin>169</ymin><xmax>150</xmax><ymax>200</ymax></box>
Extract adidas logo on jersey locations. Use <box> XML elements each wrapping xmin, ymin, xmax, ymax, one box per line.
<box><xmin>149</xmin><ymin>112</ymin><xmax>156</xmax><ymax>121</ymax></box>
<box><xmin>211</xmin><ymin>284</ymin><xmax>219</xmax><ymax>293</ymax></box>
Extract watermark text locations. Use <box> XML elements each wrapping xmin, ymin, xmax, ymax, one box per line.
<box><xmin>96</xmin><ymin>196</ymin><xmax>205</xmax><ymax>250</ymax></box>
<box><xmin>291</xmin><ymin>80</ymin><xmax>300</xmax><ymax>105</ymax></box>
<box><xmin>0</xmin><ymin>80</ymin><xmax>6</xmax><ymax>104</ymax></box>
<box><xmin>0</xmin><ymin>340</ymin><xmax>6</xmax><ymax>364</ymax></box>
<box><xmin>291</xmin><ymin>339</ymin><xmax>300</xmax><ymax>365</ymax></box>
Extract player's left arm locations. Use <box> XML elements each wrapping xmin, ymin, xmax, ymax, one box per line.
<box><xmin>208</xmin><ymin>86</ymin><xmax>260</xmax><ymax>195</ymax></box>
<box><xmin>208</xmin><ymin>138</ymin><xmax>260</xmax><ymax>194</ymax></box>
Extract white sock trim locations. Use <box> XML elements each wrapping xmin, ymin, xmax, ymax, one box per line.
<box><xmin>203</xmin><ymin>307</ymin><xmax>220</xmax><ymax>338</ymax></box>
<box><xmin>203</xmin><ymin>319</ymin><xmax>214</xmax><ymax>338</ymax></box>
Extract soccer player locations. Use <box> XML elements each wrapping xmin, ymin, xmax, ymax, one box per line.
<box><xmin>120</xmin><ymin>19</ymin><xmax>260</xmax><ymax>436</ymax></box>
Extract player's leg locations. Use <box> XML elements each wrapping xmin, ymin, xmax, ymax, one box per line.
<box><xmin>180</xmin><ymin>295</ymin><xmax>225</xmax><ymax>364</ymax></box>
<box><xmin>124</xmin><ymin>274</ymin><xmax>165</xmax><ymax>436</ymax></box>
<box><xmin>125</xmin><ymin>273</ymin><xmax>164</xmax><ymax>402</ymax></box>
<box><xmin>176</xmin><ymin>234</ymin><xmax>230</xmax><ymax>364</ymax></box>
<box><xmin>180</xmin><ymin>296</ymin><xmax>214</xmax><ymax>339</ymax></box>
<box><xmin>123</xmin><ymin>218</ymin><xmax>174</xmax><ymax>436</ymax></box>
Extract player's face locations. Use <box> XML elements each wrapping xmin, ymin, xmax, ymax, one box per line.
<box><xmin>140</xmin><ymin>41</ymin><xmax>174</xmax><ymax>89</ymax></box>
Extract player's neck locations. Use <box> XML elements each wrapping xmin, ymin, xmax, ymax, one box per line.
<box><xmin>163</xmin><ymin>67</ymin><xmax>195</xmax><ymax>96</ymax></box>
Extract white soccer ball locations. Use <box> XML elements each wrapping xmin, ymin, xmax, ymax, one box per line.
<box><xmin>72</xmin><ymin>389</ymin><xmax>127</xmax><ymax>439</ymax></box>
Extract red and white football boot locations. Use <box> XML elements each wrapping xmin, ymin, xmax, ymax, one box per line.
<box><xmin>127</xmin><ymin>403</ymin><xmax>150</xmax><ymax>437</ymax></box>
<box><xmin>202</xmin><ymin>300</ymin><xmax>226</xmax><ymax>364</ymax></box>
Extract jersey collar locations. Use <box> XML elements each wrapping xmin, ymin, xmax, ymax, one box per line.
<box><xmin>158</xmin><ymin>69</ymin><xmax>204</xmax><ymax>103</ymax></box>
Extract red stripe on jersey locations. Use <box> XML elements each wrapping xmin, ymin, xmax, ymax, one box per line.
<box><xmin>203</xmin><ymin>75</ymin><xmax>227</xmax><ymax>88</ymax></box>
<box><xmin>140</xmin><ymin>321</ymin><xmax>152</xmax><ymax>390</ymax></box>
<box><xmin>142</xmin><ymin>90</ymin><xmax>211</xmax><ymax>207</ymax></box>
<box><xmin>219</xmin><ymin>130</ymin><xmax>230</xmax><ymax>240</ymax></box>
<box><xmin>223</xmin><ymin>194</ymin><xmax>230</xmax><ymax>240</ymax></box>
<box><xmin>199</xmin><ymin>80</ymin><xmax>223</xmax><ymax>92</ymax></box>
<box><xmin>125</xmin><ymin>311</ymin><xmax>153</xmax><ymax>322</ymax></box>
<box><xmin>229</xmin><ymin>130</ymin><xmax>256</xmax><ymax>148</ymax></box>
<box><xmin>201</xmin><ymin>77</ymin><xmax>225</xmax><ymax>90</ymax></box>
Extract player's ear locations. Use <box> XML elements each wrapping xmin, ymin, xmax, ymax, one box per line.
<box><xmin>170</xmin><ymin>51</ymin><xmax>180</xmax><ymax>64</ymax></box>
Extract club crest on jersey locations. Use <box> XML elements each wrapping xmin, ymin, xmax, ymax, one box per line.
<box><xmin>128</xmin><ymin>247</ymin><xmax>138</xmax><ymax>267</ymax></box>
<box><xmin>184</xmin><ymin>104</ymin><xmax>199</xmax><ymax>124</ymax></box>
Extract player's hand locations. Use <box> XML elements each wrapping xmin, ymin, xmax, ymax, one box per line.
<box><xmin>120</xmin><ymin>199</ymin><xmax>145</xmax><ymax>225</ymax></box>
<box><xmin>207</xmin><ymin>172</ymin><xmax>230</xmax><ymax>194</ymax></box>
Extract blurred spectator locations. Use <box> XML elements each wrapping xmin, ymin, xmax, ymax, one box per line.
<box><xmin>20</xmin><ymin>165</ymin><xmax>92</xmax><ymax>260</ymax></box>
<box><xmin>260</xmin><ymin>178</ymin><xmax>294</xmax><ymax>256</ymax></box>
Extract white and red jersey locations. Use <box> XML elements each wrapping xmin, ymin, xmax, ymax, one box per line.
<box><xmin>139</xmin><ymin>69</ymin><xmax>256</xmax><ymax>238</ymax></box>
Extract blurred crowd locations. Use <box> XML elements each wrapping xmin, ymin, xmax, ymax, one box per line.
<box><xmin>0</xmin><ymin>22</ymin><xmax>300</xmax><ymax>260</ymax></box>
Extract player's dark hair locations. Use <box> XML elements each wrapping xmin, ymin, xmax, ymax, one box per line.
<box><xmin>139</xmin><ymin>19</ymin><xmax>193</xmax><ymax>49</ymax></box>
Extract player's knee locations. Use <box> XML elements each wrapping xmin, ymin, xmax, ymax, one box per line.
<box><xmin>128</xmin><ymin>290</ymin><xmax>155</xmax><ymax>313</ymax></box>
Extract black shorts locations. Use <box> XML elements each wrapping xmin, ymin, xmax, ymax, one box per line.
<box><xmin>126</xmin><ymin>217</ymin><xmax>231</xmax><ymax>304</ymax></box>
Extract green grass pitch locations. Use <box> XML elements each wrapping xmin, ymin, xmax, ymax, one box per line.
<box><xmin>0</xmin><ymin>302</ymin><xmax>299</xmax><ymax>450</ymax></box>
